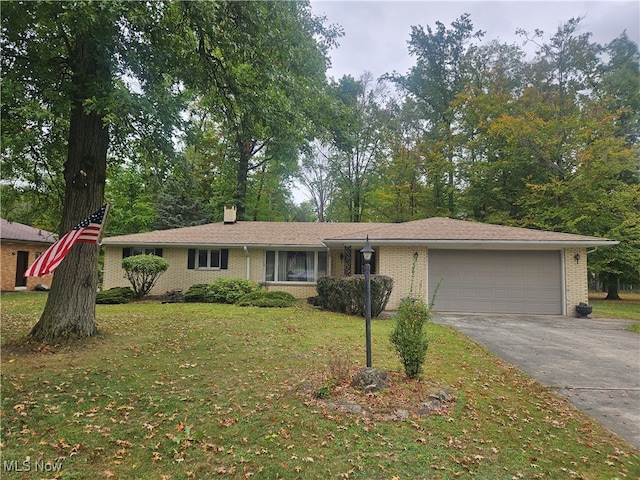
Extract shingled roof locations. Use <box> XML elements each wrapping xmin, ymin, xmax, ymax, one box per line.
<box><xmin>0</xmin><ymin>219</ymin><xmax>56</xmax><ymax>244</ymax></box>
<box><xmin>102</xmin><ymin>217</ymin><xmax>616</xmax><ymax>248</ymax></box>
<box><xmin>325</xmin><ymin>217</ymin><xmax>616</xmax><ymax>246</ymax></box>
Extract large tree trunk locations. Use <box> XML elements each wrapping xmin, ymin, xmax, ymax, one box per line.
<box><xmin>234</xmin><ymin>137</ymin><xmax>252</xmax><ymax>221</ymax></box>
<box><xmin>604</xmin><ymin>282</ymin><xmax>621</xmax><ymax>300</ymax></box>
<box><xmin>30</xmin><ymin>32</ymin><xmax>109</xmax><ymax>342</ymax></box>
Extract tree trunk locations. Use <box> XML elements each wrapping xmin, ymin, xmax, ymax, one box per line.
<box><xmin>235</xmin><ymin>137</ymin><xmax>253</xmax><ymax>221</ymax></box>
<box><xmin>30</xmin><ymin>31</ymin><xmax>109</xmax><ymax>342</ymax></box>
<box><xmin>604</xmin><ymin>282</ymin><xmax>621</xmax><ymax>300</ymax></box>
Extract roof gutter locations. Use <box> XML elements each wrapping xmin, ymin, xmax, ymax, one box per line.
<box><xmin>322</xmin><ymin>239</ymin><xmax>619</xmax><ymax>249</ymax></box>
<box><xmin>103</xmin><ymin>239</ymin><xmax>618</xmax><ymax>249</ymax></box>
<box><xmin>102</xmin><ymin>242</ymin><xmax>328</xmax><ymax>249</ymax></box>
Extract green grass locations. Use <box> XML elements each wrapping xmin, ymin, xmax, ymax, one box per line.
<box><xmin>2</xmin><ymin>293</ymin><xmax>639</xmax><ymax>479</ymax></box>
<box><xmin>589</xmin><ymin>291</ymin><xmax>640</xmax><ymax>332</ymax></box>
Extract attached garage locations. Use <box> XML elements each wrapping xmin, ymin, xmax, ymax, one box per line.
<box><xmin>428</xmin><ymin>250</ymin><xmax>563</xmax><ymax>314</ymax></box>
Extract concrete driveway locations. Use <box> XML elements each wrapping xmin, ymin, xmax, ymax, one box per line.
<box><xmin>433</xmin><ymin>313</ymin><xmax>640</xmax><ymax>448</ymax></box>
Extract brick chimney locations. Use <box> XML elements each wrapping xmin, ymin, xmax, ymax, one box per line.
<box><xmin>224</xmin><ymin>205</ymin><xmax>237</xmax><ymax>224</ymax></box>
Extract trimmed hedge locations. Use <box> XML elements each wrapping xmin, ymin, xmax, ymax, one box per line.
<box><xmin>236</xmin><ymin>290</ymin><xmax>296</xmax><ymax>308</ymax></box>
<box><xmin>184</xmin><ymin>279</ymin><xmax>261</xmax><ymax>304</ymax></box>
<box><xmin>206</xmin><ymin>278</ymin><xmax>261</xmax><ymax>304</ymax></box>
<box><xmin>316</xmin><ymin>275</ymin><xmax>393</xmax><ymax>317</ymax></box>
<box><xmin>96</xmin><ymin>287</ymin><xmax>136</xmax><ymax>304</ymax></box>
<box><xmin>184</xmin><ymin>284</ymin><xmax>208</xmax><ymax>303</ymax></box>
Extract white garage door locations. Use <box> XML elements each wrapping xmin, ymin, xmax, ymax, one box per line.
<box><xmin>428</xmin><ymin>250</ymin><xmax>562</xmax><ymax>314</ymax></box>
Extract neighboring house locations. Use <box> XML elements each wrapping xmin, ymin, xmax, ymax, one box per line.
<box><xmin>1</xmin><ymin>218</ymin><xmax>56</xmax><ymax>291</ymax></box>
<box><xmin>102</xmin><ymin>206</ymin><xmax>617</xmax><ymax>316</ymax></box>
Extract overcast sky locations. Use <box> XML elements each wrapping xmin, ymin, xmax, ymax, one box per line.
<box><xmin>310</xmin><ymin>1</ymin><xmax>640</xmax><ymax>81</ymax></box>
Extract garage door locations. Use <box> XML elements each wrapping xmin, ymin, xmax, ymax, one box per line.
<box><xmin>428</xmin><ymin>250</ymin><xmax>562</xmax><ymax>314</ymax></box>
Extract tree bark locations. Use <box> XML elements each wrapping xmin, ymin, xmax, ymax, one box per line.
<box><xmin>604</xmin><ymin>282</ymin><xmax>621</xmax><ymax>300</ymax></box>
<box><xmin>234</xmin><ymin>136</ymin><xmax>253</xmax><ymax>221</ymax></box>
<box><xmin>30</xmin><ymin>31</ymin><xmax>109</xmax><ymax>342</ymax></box>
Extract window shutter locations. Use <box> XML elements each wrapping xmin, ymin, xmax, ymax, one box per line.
<box><xmin>220</xmin><ymin>249</ymin><xmax>229</xmax><ymax>269</ymax></box>
<box><xmin>122</xmin><ymin>248</ymin><xmax>131</xmax><ymax>258</ymax></box>
<box><xmin>155</xmin><ymin>248</ymin><xmax>163</xmax><ymax>257</ymax></box>
<box><xmin>187</xmin><ymin>249</ymin><xmax>196</xmax><ymax>269</ymax></box>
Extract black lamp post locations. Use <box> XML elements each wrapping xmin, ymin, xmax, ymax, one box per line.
<box><xmin>361</xmin><ymin>235</ymin><xmax>374</xmax><ymax>368</ymax></box>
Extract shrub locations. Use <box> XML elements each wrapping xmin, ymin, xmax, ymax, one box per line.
<box><xmin>236</xmin><ymin>290</ymin><xmax>296</xmax><ymax>308</ymax></box>
<box><xmin>184</xmin><ymin>284</ymin><xmax>209</xmax><ymax>303</ymax></box>
<box><xmin>205</xmin><ymin>278</ymin><xmax>261</xmax><ymax>304</ymax></box>
<box><xmin>389</xmin><ymin>298</ymin><xmax>431</xmax><ymax>379</ymax></box>
<box><xmin>96</xmin><ymin>287</ymin><xmax>135</xmax><ymax>304</ymax></box>
<box><xmin>121</xmin><ymin>254</ymin><xmax>169</xmax><ymax>298</ymax></box>
<box><xmin>316</xmin><ymin>275</ymin><xmax>393</xmax><ymax>317</ymax></box>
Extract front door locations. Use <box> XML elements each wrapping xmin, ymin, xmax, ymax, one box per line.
<box><xmin>15</xmin><ymin>251</ymin><xmax>29</xmax><ymax>287</ymax></box>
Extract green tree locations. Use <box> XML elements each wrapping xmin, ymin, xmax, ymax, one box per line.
<box><xmin>191</xmin><ymin>0</ymin><xmax>339</xmax><ymax>220</ymax></box>
<box><xmin>391</xmin><ymin>14</ymin><xmax>484</xmax><ymax>216</ymax></box>
<box><xmin>599</xmin><ymin>31</ymin><xmax>640</xmax><ymax>145</ymax></box>
<box><xmin>451</xmin><ymin>40</ymin><xmax>528</xmax><ymax>221</ymax></box>
<box><xmin>497</xmin><ymin>20</ymin><xmax>639</xmax><ymax>297</ymax></box>
<box><xmin>368</xmin><ymin>96</ymin><xmax>430</xmax><ymax>222</ymax></box>
<box><xmin>104</xmin><ymin>164</ymin><xmax>156</xmax><ymax>235</ymax></box>
<box><xmin>2</xmin><ymin>1</ymin><xmax>215</xmax><ymax>341</ymax></box>
<box><xmin>298</xmin><ymin>141</ymin><xmax>336</xmax><ymax>222</ymax></box>
<box><xmin>328</xmin><ymin>73</ymin><xmax>392</xmax><ymax>222</ymax></box>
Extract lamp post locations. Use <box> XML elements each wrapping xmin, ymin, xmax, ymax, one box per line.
<box><xmin>361</xmin><ymin>236</ymin><xmax>374</xmax><ymax>368</ymax></box>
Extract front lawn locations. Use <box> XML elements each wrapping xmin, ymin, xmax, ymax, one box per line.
<box><xmin>589</xmin><ymin>291</ymin><xmax>640</xmax><ymax>333</ymax></box>
<box><xmin>2</xmin><ymin>293</ymin><xmax>638</xmax><ymax>479</ymax></box>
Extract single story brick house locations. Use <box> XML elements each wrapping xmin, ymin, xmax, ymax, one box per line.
<box><xmin>1</xmin><ymin>218</ymin><xmax>56</xmax><ymax>291</ymax></box>
<box><xmin>102</xmin><ymin>206</ymin><xmax>617</xmax><ymax>315</ymax></box>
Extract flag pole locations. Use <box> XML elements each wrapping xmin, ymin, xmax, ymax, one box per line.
<box><xmin>97</xmin><ymin>203</ymin><xmax>111</xmax><ymax>245</ymax></box>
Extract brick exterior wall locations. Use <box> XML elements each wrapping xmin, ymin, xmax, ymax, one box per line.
<box><xmin>103</xmin><ymin>246</ymin><xmax>320</xmax><ymax>299</ymax></box>
<box><xmin>103</xmin><ymin>244</ymin><xmax>588</xmax><ymax>316</ymax></box>
<box><xmin>378</xmin><ymin>245</ymin><xmax>428</xmax><ymax>310</ymax></box>
<box><xmin>1</xmin><ymin>241</ymin><xmax>54</xmax><ymax>291</ymax></box>
<box><xmin>103</xmin><ymin>246</ymin><xmax>252</xmax><ymax>294</ymax></box>
<box><xmin>564</xmin><ymin>247</ymin><xmax>588</xmax><ymax>317</ymax></box>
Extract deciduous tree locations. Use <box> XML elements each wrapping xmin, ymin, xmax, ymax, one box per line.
<box><xmin>2</xmin><ymin>1</ymin><xmax>215</xmax><ymax>341</ymax></box>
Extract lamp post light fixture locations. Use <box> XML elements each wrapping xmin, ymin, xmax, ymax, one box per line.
<box><xmin>361</xmin><ymin>235</ymin><xmax>374</xmax><ymax>368</ymax></box>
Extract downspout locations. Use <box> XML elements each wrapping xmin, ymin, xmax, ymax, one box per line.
<box><xmin>326</xmin><ymin>247</ymin><xmax>331</xmax><ymax>276</ymax></box>
<box><xmin>560</xmin><ymin>249</ymin><xmax>567</xmax><ymax>316</ymax></box>
<box><xmin>243</xmin><ymin>246</ymin><xmax>250</xmax><ymax>280</ymax></box>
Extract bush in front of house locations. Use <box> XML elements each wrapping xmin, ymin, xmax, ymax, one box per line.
<box><xmin>236</xmin><ymin>290</ymin><xmax>296</xmax><ymax>308</ymax></box>
<box><xmin>389</xmin><ymin>297</ymin><xmax>431</xmax><ymax>379</ymax></box>
<box><xmin>204</xmin><ymin>278</ymin><xmax>261</xmax><ymax>304</ymax></box>
<box><xmin>316</xmin><ymin>275</ymin><xmax>393</xmax><ymax>317</ymax></box>
<box><xmin>122</xmin><ymin>254</ymin><xmax>170</xmax><ymax>298</ymax></box>
<box><xmin>184</xmin><ymin>280</ymin><xmax>261</xmax><ymax>304</ymax></box>
<box><xmin>184</xmin><ymin>284</ymin><xmax>209</xmax><ymax>303</ymax></box>
<box><xmin>96</xmin><ymin>287</ymin><xmax>136</xmax><ymax>304</ymax></box>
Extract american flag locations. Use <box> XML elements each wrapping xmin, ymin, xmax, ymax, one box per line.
<box><xmin>24</xmin><ymin>204</ymin><xmax>108</xmax><ymax>278</ymax></box>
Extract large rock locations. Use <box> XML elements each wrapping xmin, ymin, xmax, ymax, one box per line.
<box><xmin>351</xmin><ymin>368</ymin><xmax>390</xmax><ymax>392</ymax></box>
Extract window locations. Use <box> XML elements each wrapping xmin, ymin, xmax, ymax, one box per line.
<box><xmin>123</xmin><ymin>247</ymin><xmax>163</xmax><ymax>258</ymax></box>
<box><xmin>187</xmin><ymin>249</ymin><xmax>228</xmax><ymax>270</ymax></box>
<box><xmin>265</xmin><ymin>250</ymin><xmax>327</xmax><ymax>283</ymax></box>
<box><xmin>354</xmin><ymin>250</ymin><xmax>376</xmax><ymax>275</ymax></box>
<box><xmin>197</xmin><ymin>249</ymin><xmax>220</xmax><ymax>269</ymax></box>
